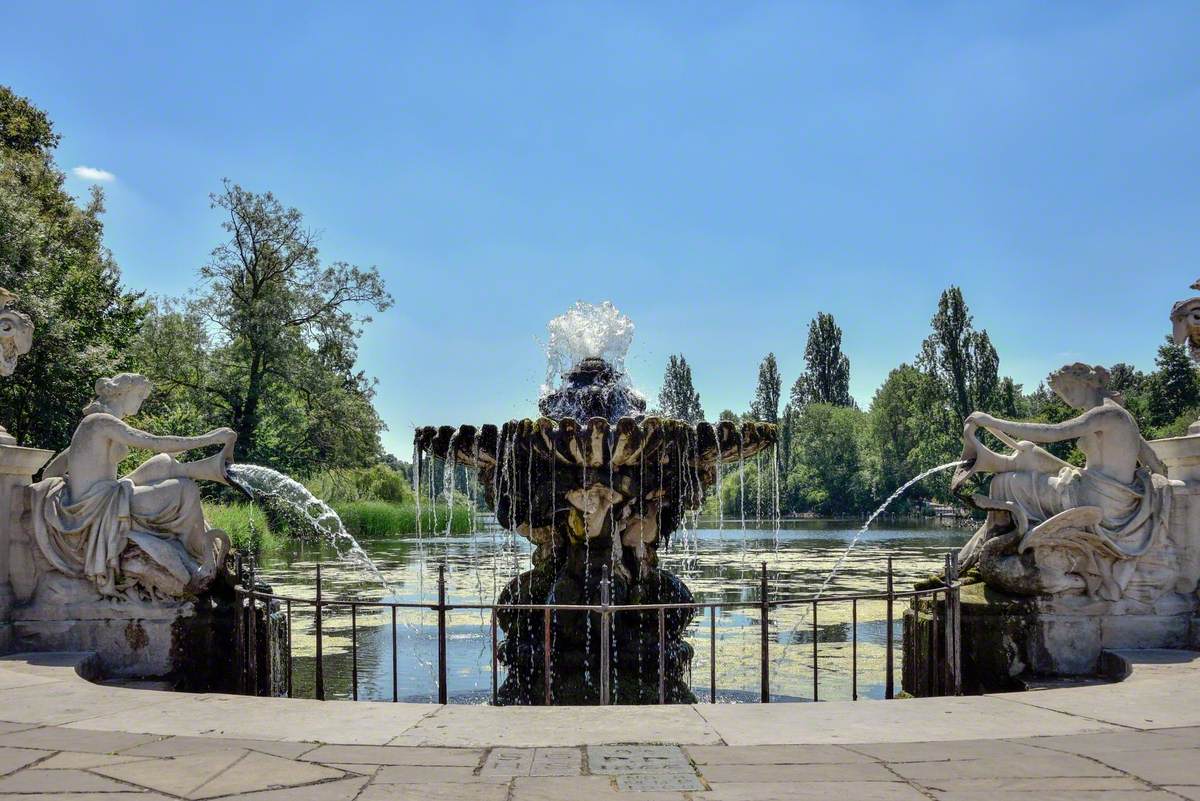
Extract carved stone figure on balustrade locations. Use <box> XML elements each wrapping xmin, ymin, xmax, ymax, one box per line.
<box><xmin>953</xmin><ymin>363</ymin><xmax>1180</xmax><ymax>604</ymax></box>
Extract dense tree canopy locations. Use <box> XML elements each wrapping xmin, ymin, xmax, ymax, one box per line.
<box><xmin>0</xmin><ymin>86</ymin><xmax>145</xmax><ymax>450</ymax></box>
<box><xmin>134</xmin><ymin>182</ymin><xmax>393</xmax><ymax>473</ymax></box>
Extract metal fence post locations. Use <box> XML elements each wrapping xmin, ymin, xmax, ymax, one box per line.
<box><xmin>285</xmin><ymin>599</ymin><xmax>293</xmax><ymax>699</ymax></box>
<box><xmin>543</xmin><ymin>607</ymin><xmax>553</xmax><ymax>705</ymax></box>
<box><xmin>391</xmin><ymin>605</ymin><xmax>398</xmax><ymax>703</ymax></box>
<box><xmin>657</xmin><ymin>607</ymin><xmax>666</xmax><ymax>705</ymax></box>
<box><xmin>600</xmin><ymin>564</ymin><xmax>611</xmax><ymax>706</ymax></box>
<box><xmin>811</xmin><ymin>599</ymin><xmax>818</xmax><ymax>702</ymax></box>
<box><xmin>709</xmin><ymin>605</ymin><xmax>717</xmax><ymax>704</ymax></box>
<box><xmin>314</xmin><ymin>563</ymin><xmax>325</xmax><ymax>701</ymax></box>
<box><xmin>247</xmin><ymin>560</ymin><xmax>258</xmax><ymax>696</ymax></box>
<box><xmin>760</xmin><ymin>562</ymin><xmax>770</xmax><ymax>704</ymax></box>
<box><xmin>885</xmin><ymin>556</ymin><xmax>895</xmax><ymax>700</ymax></box>
<box><xmin>350</xmin><ymin>603</ymin><xmax>358</xmax><ymax>701</ymax></box>
<box><xmin>948</xmin><ymin>550</ymin><xmax>962</xmax><ymax>696</ymax></box>
<box><xmin>851</xmin><ymin>597</ymin><xmax>858</xmax><ymax>701</ymax></box>
<box><xmin>490</xmin><ymin>609</ymin><xmax>499</xmax><ymax>706</ymax></box>
<box><xmin>438</xmin><ymin>563</ymin><xmax>448</xmax><ymax>705</ymax></box>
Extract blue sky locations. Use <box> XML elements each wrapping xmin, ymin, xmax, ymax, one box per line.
<box><xmin>3</xmin><ymin>2</ymin><xmax>1198</xmax><ymax>456</ymax></box>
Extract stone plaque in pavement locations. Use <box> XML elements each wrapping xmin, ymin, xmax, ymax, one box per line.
<box><xmin>531</xmin><ymin>748</ymin><xmax>582</xmax><ymax>777</ymax></box>
<box><xmin>481</xmin><ymin>747</ymin><xmax>534</xmax><ymax>777</ymax></box>
<box><xmin>586</xmin><ymin>745</ymin><xmax>693</xmax><ymax>775</ymax></box>
<box><xmin>616</xmin><ymin>773</ymin><xmax>706</xmax><ymax>791</ymax></box>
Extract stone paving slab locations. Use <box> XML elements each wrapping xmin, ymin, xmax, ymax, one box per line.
<box><xmin>390</xmin><ymin>704</ymin><xmax>721</xmax><ymax>747</ymax></box>
<box><xmin>67</xmin><ymin>692</ymin><xmax>439</xmax><ymax>745</ymax></box>
<box><xmin>0</xmin><ymin>723</ymin><xmax>160</xmax><ymax>753</ymax></box>
<box><xmin>1167</xmin><ymin>787</ymin><xmax>1200</xmax><ymax>801</ymax></box>
<box><xmin>0</xmin><ymin>794</ymin><xmax>176</xmax><ymax>801</ymax></box>
<box><xmin>0</xmin><ymin>677</ymin><xmax>178</xmax><ymax>726</ymax></box>
<box><xmin>0</xmin><ymin>767</ymin><xmax>135</xmax><ymax>793</ymax></box>
<box><xmin>374</xmin><ymin>764</ymin><xmax>509</xmax><ymax>783</ymax></box>
<box><xmin>1089</xmin><ymin>746</ymin><xmax>1200</xmax><ymax>785</ymax></box>
<box><xmin>359</xmin><ymin>782</ymin><xmax>510</xmax><ymax>801</ymax></box>
<box><xmin>845</xmin><ymin>736</ymin><xmax>1055</xmax><ymax>762</ymax></box>
<box><xmin>993</xmin><ymin>649</ymin><xmax>1200</xmax><ymax>730</ymax></box>
<box><xmin>119</xmin><ymin>733</ymin><xmax>319</xmax><ymax>759</ymax></box>
<box><xmin>685</xmin><ymin>743</ymin><xmax>871</xmax><ymax>764</ymax></box>
<box><xmin>701</xmin><ymin>761</ymin><xmax>897</xmax><ymax>783</ymax></box>
<box><xmin>233</xmin><ymin>776</ymin><xmax>369</xmax><ymax>801</ymax></box>
<box><xmin>890</xmin><ymin>752</ymin><xmax>1123</xmax><ymax>781</ymax></box>
<box><xmin>696</xmin><ymin>694</ymin><xmax>1124</xmax><ymax>746</ymax></box>
<box><xmin>704</xmin><ymin>780</ymin><xmax>930</xmax><ymax>800</ymax></box>
<box><xmin>0</xmin><ymin>746</ymin><xmax>47</xmax><ymax>776</ymax></box>
<box><xmin>35</xmin><ymin>751</ymin><xmax>152</xmax><ymax>770</ymax></box>
<box><xmin>928</xmin><ymin>791</ymin><xmax>1182</xmax><ymax>801</ymax></box>
<box><xmin>0</xmin><ymin>651</ymin><xmax>1198</xmax><ymax>799</ymax></box>
<box><xmin>301</xmin><ymin>744</ymin><xmax>483</xmax><ymax>766</ymax></box>
<box><xmin>586</xmin><ymin>744</ymin><xmax>693</xmax><ymax>774</ymax></box>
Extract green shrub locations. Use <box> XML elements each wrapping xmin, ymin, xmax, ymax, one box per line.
<box><xmin>203</xmin><ymin>501</ymin><xmax>281</xmax><ymax>553</ymax></box>
<box><xmin>304</xmin><ymin>464</ymin><xmax>414</xmax><ymax>504</ymax></box>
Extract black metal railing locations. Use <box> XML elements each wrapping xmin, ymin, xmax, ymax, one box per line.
<box><xmin>232</xmin><ymin>553</ymin><xmax>963</xmax><ymax>704</ymax></box>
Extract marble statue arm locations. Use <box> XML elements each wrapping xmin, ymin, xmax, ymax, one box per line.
<box><xmin>1139</xmin><ymin>439</ymin><xmax>1167</xmax><ymax>475</ymax></box>
<box><xmin>102</xmin><ymin>416</ymin><xmax>235</xmax><ymax>454</ymax></box>
<box><xmin>42</xmin><ymin>448</ymin><xmax>68</xmax><ymax>478</ymax></box>
<box><xmin>966</xmin><ymin>409</ymin><xmax>1100</xmax><ymax>445</ymax></box>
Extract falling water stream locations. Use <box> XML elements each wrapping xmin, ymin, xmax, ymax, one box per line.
<box><xmin>227</xmin><ymin>464</ymin><xmax>396</xmax><ymax>593</ymax></box>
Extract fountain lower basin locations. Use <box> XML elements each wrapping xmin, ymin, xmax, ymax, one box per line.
<box><xmin>416</xmin><ymin>412</ymin><xmax>776</xmax><ymax>704</ymax></box>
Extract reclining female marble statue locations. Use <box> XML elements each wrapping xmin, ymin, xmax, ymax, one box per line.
<box><xmin>19</xmin><ymin>373</ymin><xmax>237</xmax><ymax>603</ymax></box>
<box><xmin>953</xmin><ymin>363</ymin><xmax>1178</xmax><ymax>603</ymax></box>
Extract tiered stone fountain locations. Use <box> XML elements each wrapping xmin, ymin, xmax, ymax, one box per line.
<box><xmin>416</xmin><ymin>355</ymin><xmax>775</xmax><ymax>704</ymax></box>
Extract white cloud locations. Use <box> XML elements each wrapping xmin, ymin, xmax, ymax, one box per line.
<box><xmin>71</xmin><ymin>166</ymin><xmax>115</xmax><ymax>182</ymax></box>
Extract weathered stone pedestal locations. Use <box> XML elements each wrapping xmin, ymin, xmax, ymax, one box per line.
<box><xmin>0</xmin><ymin>444</ymin><xmax>53</xmax><ymax>655</ymax></box>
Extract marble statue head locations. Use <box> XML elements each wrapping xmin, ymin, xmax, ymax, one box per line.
<box><xmin>1048</xmin><ymin>363</ymin><xmax>1118</xmax><ymax>411</ymax></box>
<box><xmin>0</xmin><ymin>289</ymin><xmax>34</xmax><ymax>378</ymax></box>
<box><xmin>1171</xmin><ymin>297</ymin><xmax>1200</xmax><ymax>362</ymax></box>
<box><xmin>84</xmin><ymin>373</ymin><xmax>153</xmax><ymax>419</ymax></box>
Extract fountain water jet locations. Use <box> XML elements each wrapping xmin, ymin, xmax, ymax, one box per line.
<box><xmin>227</xmin><ymin>464</ymin><xmax>395</xmax><ymax>593</ymax></box>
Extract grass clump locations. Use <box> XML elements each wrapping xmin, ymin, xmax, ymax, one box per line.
<box><xmin>203</xmin><ymin>501</ymin><xmax>282</xmax><ymax>553</ymax></box>
<box><xmin>332</xmin><ymin>500</ymin><xmax>473</xmax><ymax>537</ymax></box>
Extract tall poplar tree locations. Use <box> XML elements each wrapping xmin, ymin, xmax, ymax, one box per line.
<box><xmin>790</xmin><ymin>312</ymin><xmax>852</xmax><ymax>407</ymax></box>
<box><xmin>918</xmin><ymin>286</ymin><xmax>1000</xmax><ymax>423</ymax></box>
<box><xmin>657</xmin><ymin>354</ymin><xmax>704</xmax><ymax>423</ymax></box>
<box><xmin>750</xmin><ymin>352</ymin><xmax>782</xmax><ymax>424</ymax></box>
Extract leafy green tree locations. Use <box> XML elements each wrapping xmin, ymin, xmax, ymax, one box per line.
<box><xmin>0</xmin><ymin>86</ymin><xmax>145</xmax><ymax>451</ymax></box>
<box><xmin>750</xmin><ymin>352</ymin><xmax>782</xmax><ymax>424</ymax></box>
<box><xmin>997</xmin><ymin>376</ymin><xmax>1023</xmax><ymax>418</ymax></box>
<box><xmin>790</xmin><ymin>312</ymin><xmax>852</xmax><ymax>407</ymax></box>
<box><xmin>136</xmin><ymin>182</ymin><xmax>392</xmax><ymax>471</ymax></box>
<box><xmin>718</xmin><ymin>409</ymin><xmax>739</xmax><ymax>422</ymax></box>
<box><xmin>778</xmin><ymin>402</ymin><xmax>795</xmax><ymax>476</ymax></box>
<box><xmin>657</xmin><ymin>354</ymin><xmax>704</xmax><ymax>423</ymax></box>
<box><xmin>784</xmin><ymin>403</ymin><xmax>871</xmax><ymax>515</ymax></box>
<box><xmin>918</xmin><ymin>286</ymin><xmax>1000</xmax><ymax>423</ymax></box>
<box><xmin>867</xmin><ymin>364</ymin><xmax>953</xmax><ymax>501</ymax></box>
<box><xmin>1145</xmin><ymin>341</ymin><xmax>1200</xmax><ymax>432</ymax></box>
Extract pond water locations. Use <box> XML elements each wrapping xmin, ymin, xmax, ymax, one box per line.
<box><xmin>254</xmin><ymin>518</ymin><xmax>971</xmax><ymax>703</ymax></box>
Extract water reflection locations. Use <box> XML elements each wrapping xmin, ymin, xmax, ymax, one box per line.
<box><xmin>254</xmin><ymin>519</ymin><xmax>970</xmax><ymax>703</ymax></box>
